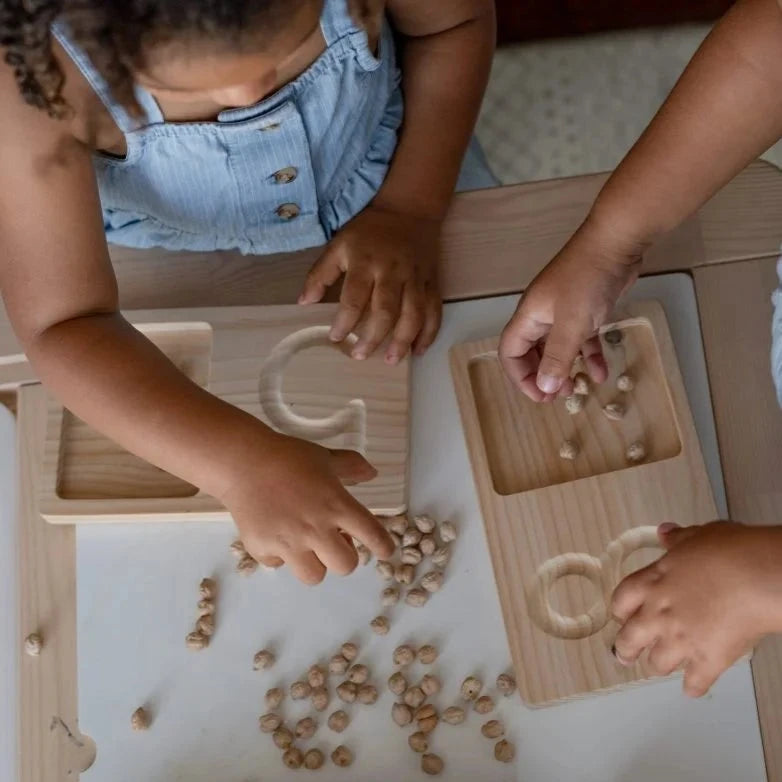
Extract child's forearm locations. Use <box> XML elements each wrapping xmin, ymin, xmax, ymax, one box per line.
<box><xmin>375</xmin><ymin>0</ymin><xmax>495</xmax><ymax>220</ymax></box>
<box><xmin>589</xmin><ymin>0</ymin><xmax>782</xmax><ymax>247</ymax></box>
<box><xmin>25</xmin><ymin>312</ymin><xmax>275</xmax><ymax>501</ymax></box>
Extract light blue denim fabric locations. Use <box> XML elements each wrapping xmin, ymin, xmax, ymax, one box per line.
<box><xmin>52</xmin><ymin>0</ymin><xmax>496</xmax><ymax>256</ymax></box>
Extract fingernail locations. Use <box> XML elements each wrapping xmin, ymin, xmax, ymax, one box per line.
<box><xmin>329</xmin><ymin>330</ymin><xmax>343</xmax><ymax>342</ymax></box>
<box><xmin>352</xmin><ymin>350</ymin><xmax>366</xmax><ymax>360</ymax></box>
<box><xmin>658</xmin><ymin>522</ymin><xmax>678</xmax><ymax>535</ymax></box>
<box><xmin>385</xmin><ymin>353</ymin><xmax>398</xmax><ymax>365</ymax></box>
<box><xmin>537</xmin><ymin>374</ymin><xmax>561</xmax><ymax>394</ymax></box>
<box><xmin>297</xmin><ymin>294</ymin><xmax>307</xmax><ymax>305</ymax></box>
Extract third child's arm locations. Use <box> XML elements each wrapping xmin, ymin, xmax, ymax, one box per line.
<box><xmin>500</xmin><ymin>0</ymin><xmax>782</xmax><ymax>399</ymax></box>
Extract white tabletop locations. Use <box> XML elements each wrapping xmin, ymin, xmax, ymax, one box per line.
<box><xmin>2</xmin><ymin>274</ymin><xmax>767</xmax><ymax>781</ymax></box>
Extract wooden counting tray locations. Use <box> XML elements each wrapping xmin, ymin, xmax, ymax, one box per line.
<box><xmin>450</xmin><ymin>299</ymin><xmax>717</xmax><ymax>706</ymax></box>
<box><xmin>39</xmin><ymin>303</ymin><xmax>410</xmax><ymax>522</ymax></box>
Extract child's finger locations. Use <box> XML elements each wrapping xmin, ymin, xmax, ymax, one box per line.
<box><xmin>658</xmin><ymin>523</ymin><xmax>698</xmax><ymax>550</ymax></box>
<box><xmin>499</xmin><ymin>315</ymin><xmax>549</xmax><ymax>401</ymax></box>
<box><xmin>580</xmin><ymin>335</ymin><xmax>608</xmax><ymax>383</ymax></box>
<box><xmin>300</xmin><ymin>246</ymin><xmax>345</xmax><ymax>304</ymax></box>
<box><xmin>412</xmin><ymin>287</ymin><xmax>442</xmax><ymax>356</ymax></box>
<box><xmin>286</xmin><ymin>549</ymin><xmax>328</xmax><ymax>586</ymax></box>
<box><xmin>611</xmin><ymin>562</ymin><xmax>659</xmax><ymax>622</ymax></box>
<box><xmin>683</xmin><ymin>660</ymin><xmax>721</xmax><ymax>698</ymax></box>
<box><xmin>647</xmin><ymin>638</ymin><xmax>687</xmax><ymax>676</ymax></box>
<box><xmin>352</xmin><ymin>277</ymin><xmax>402</xmax><ymax>359</ymax></box>
<box><xmin>331</xmin><ymin>269</ymin><xmax>373</xmax><ymax>342</ymax></box>
<box><xmin>315</xmin><ymin>529</ymin><xmax>360</xmax><ymax>576</ymax></box>
<box><xmin>612</xmin><ymin>608</ymin><xmax>660</xmax><ymax>665</ymax></box>
<box><xmin>536</xmin><ymin>317</ymin><xmax>591</xmax><ymax>395</ymax></box>
<box><xmin>339</xmin><ymin>498</ymin><xmax>395</xmax><ymax>560</ymax></box>
<box><xmin>327</xmin><ymin>448</ymin><xmax>378</xmax><ymax>484</ymax></box>
<box><xmin>386</xmin><ymin>282</ymin><xmax>425</xmax><ymax>365</ymax></box>
<box><xmin>257</xmin><ymin>555</ymin><xmax>285</xmax><ymax>569</ymax></box>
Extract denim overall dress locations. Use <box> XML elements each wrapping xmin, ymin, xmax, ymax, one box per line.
<box><xmin>52</xmin><ymin>0</ymin><xmax>496</xmax><ymax>256</ymax></box>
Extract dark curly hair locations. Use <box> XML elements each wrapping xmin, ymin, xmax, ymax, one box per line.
<box><xmin>0</xmin><ymin>0</ymin><xmax>355</xmax><ymax>119</ymax></box>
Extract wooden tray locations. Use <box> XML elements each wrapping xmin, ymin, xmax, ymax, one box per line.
<box><xmin>39</xmin><ymin>304</ymin><xmax>410</xmax><ymax>522</ymax></box>
<box><xmin>449</xmin><ymin>299</ymin><xmax>717</xmax><ymax>705</ymax></box>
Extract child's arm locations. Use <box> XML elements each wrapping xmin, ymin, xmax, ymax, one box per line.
<box><xmin>499</xmin><ymin>0</ymin><xmax>782</xmax><ymax>400</ymax></box>
<box><xmin>612</xmin><ymin>522</ymin><xmax>782</xmax><ymax>697</ymax></box>
<box><xmin>300</xmin><ymin>0</ymin><xmax>495</xmax><ymax>363</ymax></box>
<box><xmin>0</xmin><ymin>64</ymin><xmax>393</xmax><ymax>582</ymax></box>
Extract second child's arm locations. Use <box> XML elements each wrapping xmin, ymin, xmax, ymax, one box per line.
<box><xmin>500</xmin><ymin>0</ymin><xmax>782</xmax><ymax>399</ymax></box>
<box><xmin>0</xmin><ymin>61</ymin><xmax>393</xmax><ymax>582</ymax></box>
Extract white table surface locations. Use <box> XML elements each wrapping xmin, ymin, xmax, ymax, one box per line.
<box><xmin>2</xmin><ymin>273</ymin><xmax>768</xmax><ymax>781</ymax></box>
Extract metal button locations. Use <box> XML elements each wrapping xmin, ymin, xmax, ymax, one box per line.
<box><xmin>276</xmin><ymin>203</ymin><xmax>300</xmax><ymax>220</ymax></box>
<box><xmin>273</xmin><ymin>167</ymin><xmax>298</xmax><ymax>184</ymax></box>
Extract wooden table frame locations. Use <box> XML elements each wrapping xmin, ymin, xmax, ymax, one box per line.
<box><xmin>9</xmin><ymin>160</ymin><xmax>782</xmax><ymax>781</ymax></box>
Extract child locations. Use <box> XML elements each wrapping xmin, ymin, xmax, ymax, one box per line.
<box><xmin>498</xmin><ymin>0</ymin><xmax>782</xmax><ymax>698</ymax></box>
<box><xmin>0</xmin><ymin>0</ymin><xmax>496</xmax><ymax>583</ymax></box>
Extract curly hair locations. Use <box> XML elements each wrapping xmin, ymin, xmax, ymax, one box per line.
<box><xmin>0</xmin><ymin>0</ymin><xmax>347</xmax><ymax>119</ymax></box>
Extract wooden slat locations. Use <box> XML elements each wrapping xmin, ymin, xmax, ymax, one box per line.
<box><xmin>694</xmin><ymin>256</ymin><xmax>782</xmax><ymax>782</ymax></box>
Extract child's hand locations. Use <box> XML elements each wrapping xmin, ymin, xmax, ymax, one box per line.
<box><xmin>299</xmin><ymin>205</ymin><xmax>442</xmax><ymax>364</ymax></box>
<box><xmin>612</xmin><ymin>522</ymin><xmax>782</xmax><ymax>697</ymax></box>
<box><xmin>220</xmin><ymin>431</ymin><xmax>395</xmax><ymax>584</ymax></box>
<box><xmin>498</xmin><ymin>219</ymin><xmax>642</xmax><ymax>401</ymax></box>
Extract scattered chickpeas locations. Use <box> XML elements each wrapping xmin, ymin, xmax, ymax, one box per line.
<box><xmin>331</xmin><ymin>745</ymin><xmax>354</xmax><ymax>767</ymax></box>
<box><xmin>420</xmin><ymin>674</ymin><xmax>441</xmax><ymax>697</ymax></box>
<box><xmin>559</xmin><ymin>439</ymin><xmax>579</xmax><ymax>460</ymax></box>
<box><xmin>265</xmin><ymin>687</ymin><xmax>284</xmax><ymax>710</ymax></box>
<box><xmin>405</xmin><ymin>588</ymin><xmax>429</xmax><ymax>607</ymax></box>
<box><xmin>341</xmin><ymin>642</ymin><xmax>359</xmax><ymax>662</ymax></box>
<box><xmin>348</xmin><ymin>664</ymin><xmax>369</xmax><ymax>684</ymax></box>
<box><xmin>442</xmin><ymin>706</ymin><xmax>466</xmax><ymax>725</ymax></box>
<box><xmin>616</xmin><ymin>373</ymin><xmax>635</xmax><ymax>392</ymax></box>
<box><xmin>392</xmin><ymin>702</ymin><xmax>414</xmax><ymax>727</ymax></box>
<box><xmin>414</xmin><ymin>514</ymin><xmax>437</xmax><ymax>534</ymax></box>
<box><xmin>358</xmin><ymin>684</ymin><xmax>379</xmax><ymax>705</ymax></box>
<box><xmin>418</xmin><ymin>645</ymin><xmax>439</xmax><ymax>665</ymax></box>
<box><xmin>415</xmin><ymin>704</ymin><xmax>439</xmax><ymax>734</ymax></box>
<box><xmin>495</xmin><ymin>739</ymin><xmax>516</xmax><ymax>763</ymax></box>
<box><xmin>308</xmin><ymin>664</ymin><xmax>326</xmax><ymax>688</ymax></box>
<box><xmin>474</xmin><ymin>695</ymin><xmax>495</xmax><ymax>714</ymax></box>
<box><xmin>401</xmin><ymin>547</ymin><xmax>423</xmax><ymax>566</ymax></box>
<box><xmin>421</xmin><ymin>570</ymin><xmax>444</xmax><ymax>593</ymax></box>
<box><xmin>229</xmin><ymin>539</ymin><xmax>246</xmax><ymax>558</ymax></box>
<box><xmin>303</xmin><ymin>749</ymin><xmax>325</xmax><ymax>770</ymax></box>
<box><xmin>422</xmin><ymin>753</ymin><xmax>444</xmax><ymax>776</ymax></box>
<box><xmin>199</xmin><ymin>577</ymin><xmax>217</xmax><ymax>600</ymax></box>
<box><xmin>388</xmin><ymin>671</ymin><xmax>408</xmax><ymax>695</ymax></box>
<box><xmin>381</xmin><ymin>586</ymin><xmax>400</xmax><ymax>606</ymax></box>
<box><xmin>197</xmin><ymin>599</ymin><xmax>215</xmax><ymax>616</ymax></box>
<box><xmin>272</xmin><ymin>726</ymin><xmax>294</xmax><ymax>749</ymax></box>
<box><xmin>295</xmin><ymin>716</ymin><xmax>317</xmax><ymax>740</ymax></box>
<box><xmin>337</xmin><ymin>681</ymin><xmax>358</xmax><ymax>703</ymax></box>
<box><xmin>370</xmin><ymin>615</ymin><xmax>390</xmax><ymax>635</ymax></box>
<box><xmin>481</xmin><ymin>719</ymin><xmax>505</xmax><ymax>739</ymax></box>
<box><xmin>461</xmin><ymin>676</ymin><xmax>482</xmax><ymax>701</ymax></box>
<box><xmin>283</xmin><ymin>747</ymin><xmax>303</xmax><ymax>769</ymax></box>
<box><xmin>565</xmin><ymin>394</ymin><xmax>584</xmax><ymax>415</ymax></box>
<box><xmin>376</xmin><ymin>560</ymin><xmax>395</xmax><ymax>581</ymax></box>
<box><xmin>603</xmin><ymin>402</ymin><xmax>626</xmax><ymax>421</ymax></box>
<box><xmin>185</xmin><ymin>631</ymin><xmax>208</xmax><ymax>651</ymax></box>
<box><xmin>627</xmin><ymin>441</ymin><xmax>647</xmax><ymax>463</ymax></box>
<box><xmin>23</xmin><ymin>633</ymin><xmax>42</xmax><ymax>657</ymax></box>
<box><xmin>393</xmin><ymin>645</ymin><xmax>416</xmax><ymax>666</ymax></box>
<box><xmin>573</xmin><ymin>373</ymin><xmax>590</xmax><ymax>395</ymax></box>
<box><xmin>311</xmin><ymin>686</ymin><xmax>329</xmax><ymax>712</ymax></box>
<box><xmin>196</xmin><ymin>613</ymin><xmax>215</xmax><ymax>637</ymax></box>
<box><xmin>604</xmin><ymin>329</ymin><xmax>623</xmax><ymax>345</ymax></box>
<box><xmin>355</xmin><ymin>542</ymin><xmax>372</xmax><ymax>565</ymax></box>
<box><xmin>253</xmin><ymin>649</ymin><xmax>275</xmax><ymax>670</ymax></box>
<box><xmin>431</xmin><ymin>546</ymin><xmax>451</xmax><ymax>568</ymax></box>
<box><xmin>419</xmin><ymin>535</ymin><xmax>437</xmax><ymax>556</ymax></box>
<box><xmin>328</xmin><ymin>710</ymin><xmax>350</xmax><ymax>733</ymax></box>
<box><xmin>130</xmin><ymin>706</ymin><xmax>149</xmax><ymax>731</ymax></box>
<box><xmin>389</xmin><ymin>531</ymin><xmax>402</xmax><ymax>548</ymax></box>
<box><xmin>329</xmin><ymin>654</ymin><xmax>349</xmax><ymax>675</ymax></box>
<box><xmin>236</xmin><ymin>554</ymin><xmax>258</xmax><ymax>575</ymax></box>
<box><xmin>388</xmin><ymin>515</ymin><xmax>409</xmax><ymax>536</ymax></box>
<box><xmin>395</xmin><ymin>563</ymin><xmax>416</xmax><ymax>585</ymax></box>
<box><xmin>403</xmin><ymin>528</ymin><xmax>423</xmax><ymax>547</ymax></box>
<box><xmin>496</xmin><ymin>673</ymin><xmax>517</xmax><ymax>697</ymax></box>
<box><xmin>409</xmin><ymin>731</ymin><xmax>429</xmax><ymax>753</ymax></box>
<box><xmin>290</xmin><ymin>680</ymin><xmax>312</xmax><ymax>700</ymax></box>
<box><xmin>259</xmin><ymin>713</ymin><xmax>283</xmax><ymax>733</ymax></box>
<box><xmin>439</xmin><ymin>521</ymin><xmax>457</xmax><ymax>543</ymax></box>
<box><xmin>404</xmin><ymin>686</ymin><xmax>426</xmax><ymax>709</ymax></box>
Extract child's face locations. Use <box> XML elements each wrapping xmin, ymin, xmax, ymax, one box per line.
<box><xmin>133</xmin><ymin>0</ymin><xmax>322</xmax><ymax>107</ymax></box>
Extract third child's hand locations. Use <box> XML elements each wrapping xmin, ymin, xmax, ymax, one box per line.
<box><xmin>220</xmin><ymin>432</ymin><xmax>395</xmax><ymax>584</ymax></box>
<box><xmin>498</xmin><ymin>218</ymin><xmax>642</xmax><ymax>401</ymax></box>
<box><xmin>612</xmin><ymin>522</ymin><xmax>782</xmax><ymax>697</ymax></box>
<box><xmin>299</xmin><ymin>205</ymin><xmax>442</xmax><ymax>364</ymax></box>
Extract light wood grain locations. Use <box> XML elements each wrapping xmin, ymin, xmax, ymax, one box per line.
<box><xmin>694</xmin><ymin>256</ymin><xmax>782</xmax><ymax>782</ymax></box>
<box><xmin>450</xmin><ymin>300</ymin><xmax>717</xmax><ymax>705</ymax></box>
<box><xmin>39</xmin><ymin>304</ymin><xmax>409</xmax><ymax>522</ymax></box>
<box><xmin>18</xmin><ymin>384</ymin><xmax>95</xmax><ymax>781</ymax></box>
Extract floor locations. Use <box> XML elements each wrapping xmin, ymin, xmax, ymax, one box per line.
<box><xmin>476</xmin><ymin>24</ymin><xmax>782</xmax><ymax>185</ymax></box>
